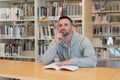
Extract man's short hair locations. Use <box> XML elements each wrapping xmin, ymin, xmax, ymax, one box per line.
<box><xmin>59</xmin><ymin>16</ymin><xmax>73</xmax><ymax>25</ymax></box>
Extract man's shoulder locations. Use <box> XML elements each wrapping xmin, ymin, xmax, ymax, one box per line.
<box><xmin>74</xmin><ymin>32</ymin><xmax>86</xmax><ymax>39</ymax></box>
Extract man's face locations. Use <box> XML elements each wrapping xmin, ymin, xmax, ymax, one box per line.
<box><xmin>58</xmin><ymin>19</ymin><xmax>73</xmax><ymax>37</ymax></box>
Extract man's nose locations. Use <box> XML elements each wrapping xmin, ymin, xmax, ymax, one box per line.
<box><xmin>61</xmin><ymin>25</ymin><xmax>65</xmax><ymax>28</ymax></box>
<box><xmin>60</xmin><ymin>26</ymin><xmax>65</xmax><ymax>29</ymax></box>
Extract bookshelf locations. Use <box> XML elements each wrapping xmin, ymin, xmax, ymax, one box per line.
<box><xmin>0</xmin><ymin>0</ymin><xmax>93</xmax><ymax>62</ymax></box>
<box><xmin>92</xmin><ymin>0</ymin><xmax>120</xmax><ymax>60</ymax></box>
<box><xmin>34</xmin><ymin>0</ymin><xmax>92</xmax><ymax>62</ymax></box>
<box><xmin>0</xmin><ymin>0</ymin><xmax>35</xmax><ymax>61</ymax></box>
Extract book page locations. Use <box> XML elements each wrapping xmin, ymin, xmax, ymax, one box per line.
<box><xmin>44</xmin><ymin>63</ymin><xmax>79</xmax><ymax>71</ymax></box>
<box><xmin>44</xmin><ymin>63</ymin><xmax>60</xmax><ymax>70</ymax></box>
<box><xmin>60</xmin><ymin>65</ymin><xmax>79</xmax><ymax>71</ymax></box>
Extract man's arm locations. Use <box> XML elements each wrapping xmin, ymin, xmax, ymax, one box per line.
<box><xmin>43</xmin><ymin>32</ymin><xmax>64</xmax><ymax>64</ymax></box>
<box><xmin>42</xmin><ymin>41</ymin><xmax>58</xmax><ymax>65</ymax></box>
<box><xmin>70</xmin><ymin>37</ymin><xmax>97</xmax><ymax>67</ymax></box>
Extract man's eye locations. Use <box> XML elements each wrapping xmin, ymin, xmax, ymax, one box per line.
<box><xmin>59</xmin><ymin>25</ymin><xmax>62</xmax><ymax>27</ymax></box>
<box><xmin>64</xmin><ymin>24</ymin><xmax>68</xmax><ymax>26</ymax></box>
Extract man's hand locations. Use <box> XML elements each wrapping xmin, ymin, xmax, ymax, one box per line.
<box><xmin>55</xmin><ymin>33</ymin><xmax>64</xmax><ymax>44</ymax></box>
<box><xmin>56</xmin><ymin>60</ymin><xmax>71</xmax><ymax>66</ymax></box>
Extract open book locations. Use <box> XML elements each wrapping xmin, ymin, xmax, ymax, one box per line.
<box><xmin>44</xmin><ymin>63</ymin><xmax>79</xmax><ymax>71</ymax></box>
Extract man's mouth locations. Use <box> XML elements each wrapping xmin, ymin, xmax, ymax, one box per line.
<box><xmin>60</xmin><ymin>29</ymin><xmax>66</xmax><ymax>33</ymax></box>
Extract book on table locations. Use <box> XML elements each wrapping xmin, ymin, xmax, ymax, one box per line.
<box><xmin>44</xmin><ymin>63</ymin><xmax>79</xmax><ymax>71</ymax></box>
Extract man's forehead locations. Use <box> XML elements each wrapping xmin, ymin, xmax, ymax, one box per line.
<box><xmin>59</xmin><ymin>19</ymin><xmax>70</xmax><ymax>24</ymax></box>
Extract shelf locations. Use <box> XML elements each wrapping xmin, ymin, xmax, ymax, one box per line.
<box><xmin>97</xmin><ymin>57</ymin><xmax>120</xmax><ymax>61</ymax></box>
<box><xmin>93</xmin><ymin>22</ymin><xmax>120</xmax><ymax>25</ymax></box>
<box><xmin>74</xmin><ymin>23</ymin><xmax>82</xmax><ymax>25</ymax></box>
<box><xmin>0</xmin><ymin>55</ymin><xmax>34</xmax><ymax>59</ymax></box>
<box><xmin>93</xmin><ymin>35</ymin><xmax>120</xmax><ymax>37</ymax></box>
<box><xmin>92</xmin><ymin>0</ymin><xmax>120</xmax><ymax>62</ymax></box>
<box><xmin>93</xmin><ymin>0</ymin><xmax>120</xmax><ymax>1</ymax></box>
<box><xmin>0</xmin><ymin>51</ymin><xmax>35</xmax><ymax>59</ymax></box>
<box><xmin>92</xmin><ymin>10</ymin><xmax>120</xmax><ymax>14</ymax></box>
<box><xmin>37</xmin><ymin>18</ymin><xmax>58</xmax><ymax>22</ymax></box>
<box><xmin>0</xmin><ymin>0</ymin><xmax>34</xmax><ymax>3</ymax></box>
<box><xmin>37</xmin><ymin>38</ymin><xmax>54</xmax><ymax>41</ymax></box>
<box><xmin>37</xmin><ymin>15</ymin><xmax>82</xmax><ymax>22</ymax></box>
<box><xmin>0</xmin><ymin>19</ymin><xmax>35</xmax><ymax>22</ymax></box>
<box><xmin>21</xmin><ymin>36</ymin><xmax>35</xmax><ymax>39</ymax></box>
<box><xmin>94</xmin><ymin>45</ymin><xmax>120</xmax><ymax>48</ymax></box>
<box><xmin>0</xmin><ymin>36</ymin><xmax>35</xmax><ymax>40</ymax></box>
<box><xmin>68</xmin><ymin>15</ymin><xmax>82</xmax><ymax>20</ymax></box>
<box><xmin>0</xmin><ymin>0</ymin><xmax>34</xmax><ymax>62</ymax></box>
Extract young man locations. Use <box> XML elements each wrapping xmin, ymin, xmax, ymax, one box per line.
<box><xmin>42</xmin><ymin>16</ymin><xmax>96</xmax><ymax>67</ymax></box>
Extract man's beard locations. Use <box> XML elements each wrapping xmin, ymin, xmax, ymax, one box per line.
<box><xmin>63</xmin><ymin>31</ymin><xmax>70</xmax><ymax>36</ymax></box>
<box><xmin>60</xmin><ymin>29</ymin><xmax>71</xmax><ymax>37</ymax></box>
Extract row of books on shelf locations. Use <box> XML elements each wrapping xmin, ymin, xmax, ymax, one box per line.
<box><xmin>92</xmin><ymin>1</ymin><xmax>120</xmax><ymax>12</ymax></box>
<box><xmin>73</xmin><ymin>20</ymin><xmax>82</xmax><ymax>24</ymax></box>
<box><xmin>93</xmin><ymin>14</ymin><xmax>120</xmax><ymax>24</ymax></box>
<box><xmin>38</xmin><ymin>25</ymin><xmax>82</xmax><ymax>40</ymax></box>
<box><xmin>0</xmin><ymin>42</ymin><xmax>19</xmax><ymax>56</ymax></box>
<box><xmin>0</xmin><ymin>4</ymin><xmax>34</xmax><ymax>20</ymax></box>
<box><xmin>96</xmin><ymin>48</ymin><xmax>110</xmax><ymax>59</ymax></box>
<box><xmin>38</xmin><ymin>40</ymin><xmax>51</xmax><ymax>56</ymax></box>
<box><xmin>0</xmin><ymin>40</ymin><xmax>34</xmax><ymax>56</ymax></box>
<box><xmin>0</xmin><ymin>24</ymin><xmax>34</xmax><ymax>38</ymax></box>
<box><xmin>38</xmin><ymin>2</ymin><xmax>82</xmax><ymax>19</ymax></box>
<box><xmin>93</xmin><ymin>25</ymin><xmax>120</xmax><ymax>36</ymax></box>
<box><xmin>102</xmin><ymin>37</ymin><xmax>120</xmax><ymax>45</ymax></box>
<box><xmin>75</xmin><ymin>26</ymin><xmax>82</xmax><ymax>34</ymax></box>
<box><xmin>92</xmin><ymin>37</ymin><xmax>120</xmax><ymax>47</ymax></box>
<box><xmin>23</xmin><ymin>4</ymin><xmax>34</xmax><ymax>17</ymax></box>
<box><xmin>22</xmin><ymin>40</ymin><xmax>34</xmax><ymax>51</ymax></box>
<box><xmin>38</xmin><ymin>44</ymin><xmax>48</xmax><ymax>56</ymax></box>
<box><xmin>39</xmin><ymin>25</ymin><xmax>56</xmax><ymax>39</ymax></box>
